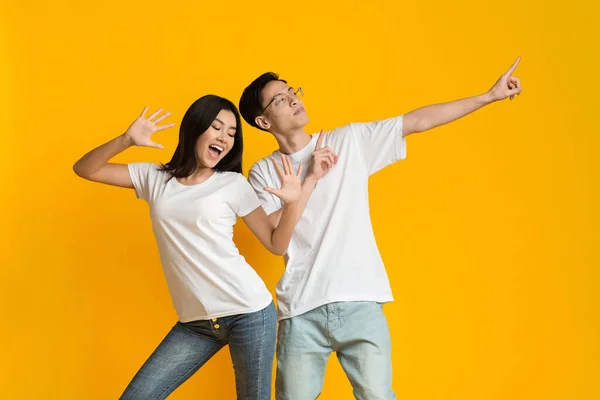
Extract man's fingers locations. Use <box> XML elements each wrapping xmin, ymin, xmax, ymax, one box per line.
<box><xmin>316</xmin><ymin>146</ymin><xmax>333</xmax><ymax>153</ymax></box>
<box><xmin>280</xmin><ymin>154</ymin><xmax>291</xmax><ymax>175</ymax></box>
<box><xmin>510</xmin><ymin>76</ymin><xmax>521</xmax><ymax>89</ymax></box>
<box><xmin>508</xmin><ymin>86</ymin><xmax>521</xmax><ymax>100</ymax></box>
<box><xmin>313</xmin><ymin>146</ymin><xmax>337</xmax><ymax>158</ymax></box>
<box><xmin>264</xmin><ymin>187</ymin><xmax>281</xmax><ymax>197</ymax></box>
<box><xmin>328</xmin><ymin>153</ymin><xmax>335</xmax><ymax>166</ymax></box>
<box><xmin>315</xmin><ymin>129</ymin><xmax>326</xmax><ymax>149</ymax></box>
<box><xmin>273</xmin><ymin>159</ymin><xmax>284</xmax><ymax>180</ymax></box>
<box><xmin>284</xmin><ymin>154</ymin><xmax>294</xmax><ymax>175</ymax></box>
<box><xmin>505</xmin><ymin>56</ymin><xmax>521</xmax><ymax>76</ymax></box>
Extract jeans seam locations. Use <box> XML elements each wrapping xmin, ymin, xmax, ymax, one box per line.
<box><xmin>326</xmin><ymin>304</ymin><xmax>335</xmax><ymax>348</ymax></box>
<box><xmin>256</xmin><ymin>306</ymin><xmax>267</xmax><ymax>398</ymax></box>
<box><xmin>211</xmin><ymin>325</ymin><xmax>228</xmax><ymax>345</ymax></box>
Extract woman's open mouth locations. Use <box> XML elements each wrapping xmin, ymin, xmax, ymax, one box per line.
<box><xmin>208</xmin><ymin>144</ymin><xmax>224</xmax><ymax>159</ymax></box>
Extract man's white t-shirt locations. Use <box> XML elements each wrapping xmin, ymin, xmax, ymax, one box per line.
<box><xmin>128</xmin><ymin>163</ymin><xmax>272</xmax><ymax>322</ymax></box>
<box><xmin>248</xmin><ymin>115</ymin><xmax>406</xmax><ymax>320</ymax></box>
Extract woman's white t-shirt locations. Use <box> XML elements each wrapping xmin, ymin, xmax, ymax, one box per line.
<box><xmin>128</xmin><ymin>163</ymin><xmax>272</xmax><ymax>322</ymax></box>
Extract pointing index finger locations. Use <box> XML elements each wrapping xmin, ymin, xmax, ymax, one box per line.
<box><xmin>506</xmin><ymin>56</ymin><xmax>521</xmax><ymax>76</ymax></box>
<box><xmin>315</xmin><ymin>129</ymin><xmax>325</xmax><ymax>149</ymax></box>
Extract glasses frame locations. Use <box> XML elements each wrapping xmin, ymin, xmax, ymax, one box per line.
<box><xmin>260</xmin><ymin>87</ymin><xmax>304</xmax><ymax>115</ymax></box>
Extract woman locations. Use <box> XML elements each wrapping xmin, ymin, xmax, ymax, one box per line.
<box><xmin>73</xmin><ymin>95</ymin><xmax>311</xmax><ymax>399</ymax></box>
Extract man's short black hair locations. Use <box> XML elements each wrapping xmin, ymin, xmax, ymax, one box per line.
<box><xmin>239</xmin><ymin>72</ymin><xmax>287</xmax><ymax>131</ymax></box>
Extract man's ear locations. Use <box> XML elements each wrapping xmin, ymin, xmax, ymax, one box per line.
<box><xmin>255</xmin><ymin>115</ymin><xmax>271</xmax><ymax>131</ymax></box>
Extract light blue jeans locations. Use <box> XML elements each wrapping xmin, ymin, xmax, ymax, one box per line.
<box><xmin>120</xmin><ymin>302</ymin><xmax>277</xmax><ymax>400</ymax></box>
<box><xmin>276</xmin><ymin>301</ymin><xmax>395</xmax><ymax>400</ymax></box>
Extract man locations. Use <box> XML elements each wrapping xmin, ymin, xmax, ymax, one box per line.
<box><xmin>238</xmin><ymin>58</ymin><xmax>522</xmax><ymax>400</ymax></box>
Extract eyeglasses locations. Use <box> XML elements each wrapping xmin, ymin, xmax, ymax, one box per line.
<box><xmin>260</xmin><ymin>87</ymin><xmax>304</xmax><ymax>115</ymax></box>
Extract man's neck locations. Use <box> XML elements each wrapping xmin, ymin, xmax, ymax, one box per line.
<box><xmin>272</xmin><ymin>128</ymin><xmax>312</xmax><ymax>155</ymax></box>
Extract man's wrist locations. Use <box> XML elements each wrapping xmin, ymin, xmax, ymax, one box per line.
<box><xmin>481</xmin><ymin>91</ymin><xmax>497</xmax><ymax>104</ymax></box>
<box><xmin>303</xmin><ymin>174</ymin><xmax>318</xmax><ymax>187</ymax></box>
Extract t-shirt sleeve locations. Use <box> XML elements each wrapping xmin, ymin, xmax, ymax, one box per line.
<box><xmin>248</xmin><ymin>163</ymin><xmax>282</xmax><ymax>216</ymax></box>
<box><xmin>230</xmin><ymin>174</ymin><xmax>262</xmax><ymax>217</ymax></box>
<box><xmin>127</xmin><ymin>162</ymin><xmax>156</xmax><ymax>202</ymax></box>
<box><xmin>349</xmin><ymin>115</ymin><xmax>407</xmax><ymax>176</ymax></box>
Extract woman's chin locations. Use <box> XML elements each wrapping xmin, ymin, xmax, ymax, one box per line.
<box><xmin>199</xmin><ymin>152</ymin><xmax>227</xmax><ymax>170</ymax></box>
<box><xmin>197</xmin><ymin>158</ymin><xmax>217</xmax><ymax>170</ymax></box>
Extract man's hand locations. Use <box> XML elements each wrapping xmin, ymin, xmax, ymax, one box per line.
<box><xmin>487</xmin><ymin>56</ymin><xmax>522</xmax><ymax>102</ymax></box>
<box><xmin>307</xmin><ymin>130</ymin><xmax>339</xmax><ymax>180</ymax></box>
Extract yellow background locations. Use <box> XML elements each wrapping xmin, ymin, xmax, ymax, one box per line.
<box><xmin>1</xmin><ymin>0</ymin><xmax>598</xmax><ymax>398</ymax></box>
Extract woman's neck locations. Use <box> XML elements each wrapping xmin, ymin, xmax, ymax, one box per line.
<box><xmin>176</xmin><ymin>166</ymin><xmax>215</xmax><ymax>185</ymax></box>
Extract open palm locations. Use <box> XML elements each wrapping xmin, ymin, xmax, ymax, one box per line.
<box><xmin>265</xmin><ymin>154</ymin><xmax>302</xmax><ymax>204</ymax></box>
<box><xmin>124</xmin><ymin>107</ymin><xmax>176</xmax><ymax>149</ymax></box>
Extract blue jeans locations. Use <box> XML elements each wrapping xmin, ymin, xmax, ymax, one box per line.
<box><xmin>276</xmin><ymin>301</ymin><xmax>395</xmax><ymax>400</ymax></box>
<box><xmin>120</xmin><ymin>302</ymin><xmax>277</xmax><ymax>400</ymax></box>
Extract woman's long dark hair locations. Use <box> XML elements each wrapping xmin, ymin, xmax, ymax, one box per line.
<box><xmin>160</xmin><ymin>95</ymin><xmax>243</xmax><ymax>177</ymax></box>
